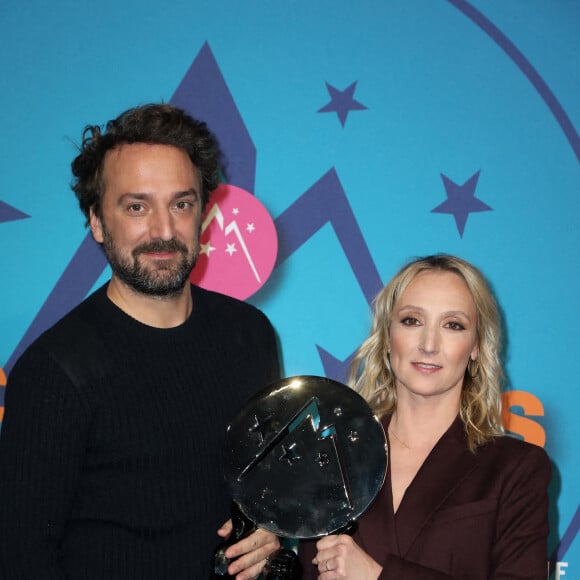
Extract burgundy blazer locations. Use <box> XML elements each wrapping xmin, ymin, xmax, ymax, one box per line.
<box><xmin>299</xmin><ymin>416</ymin><xmax>551</xmax><ymax>579</ymax></box>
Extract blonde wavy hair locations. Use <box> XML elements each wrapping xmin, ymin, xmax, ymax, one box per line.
<box><xmin>350</xmin><ymin>254</ymin><xmax>504</xmax><ymax>450</ymax></box>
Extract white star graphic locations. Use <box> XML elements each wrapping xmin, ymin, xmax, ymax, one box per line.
<box><xmin>232</xmin><ymin>208</ymin><xmax>240</xmax><ymax>215</ymax></box>
<box><xmin>246</xmin><ymin>223</ymin><xmax>255</xmax><ymax>233</ymax></box>
<box><xmin>200</xmin><ymin>241</ymin><xmax>216</xmax><ymax>256</ymax></box>
<box><xmin>225</xmin><ymin>243</ymin><xmax>237</xmax><ymax>256</ymax></box>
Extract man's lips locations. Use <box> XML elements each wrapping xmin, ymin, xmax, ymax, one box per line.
<box><xmin>141</xmin><ymin>251</ymin><xmax>177</xmax><ymax>259</ymax></box>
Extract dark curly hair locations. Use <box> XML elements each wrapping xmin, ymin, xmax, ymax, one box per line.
<box><xmin>71</xmin><ymin>104</ymin><xmax>221</xmax><ymax>225</ymax></box>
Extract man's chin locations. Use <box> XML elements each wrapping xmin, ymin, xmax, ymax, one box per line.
<box><xmin>114</xmin><ymin>270</ymin><xmax>189</xmax><ymax>297</ymax></box>
<box><xmin>137</xmin><ymin>255</ymin><xmax>196</xmax><ymax>277</ymax></box>
<box><xmin>133</xmin><ymin>280</ymin><xmax>189</xmax><ymax>297</ymax></box>
<box><xmin>109</xmin><ymin>255</ymin><xmax>196</xmax><ymax>297</ymax></box>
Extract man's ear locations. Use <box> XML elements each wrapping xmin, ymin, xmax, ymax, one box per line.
<box><xmin>89</xmin><ymin>207</ymin><xmax>104</xmax><ymax>244</ymax></box>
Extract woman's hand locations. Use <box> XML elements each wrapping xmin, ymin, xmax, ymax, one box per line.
<box><xmin>217</xmin><ymin>519</ymin><xmax>280</xmax><ymax>580</ymax></box>
<box><xmin>313</xmin><ymin>534</ymin><xmax>382</xmax><ymax>579</ymax></box>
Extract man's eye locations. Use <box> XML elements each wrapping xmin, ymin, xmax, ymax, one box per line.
<box><xmin>175</xmin><ymin>201</ymin><xmax>193</xmax><ymax>210</ymax></box>
<box><xmin>128</xmin><ymin>203</ymin><xmax>144</xmax><ymax>212</ymax></box>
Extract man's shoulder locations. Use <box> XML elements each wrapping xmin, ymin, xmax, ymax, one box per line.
<box><xmin>35</xmin><ymin>286</ymin><xmax>107</xmax><ymax>348</ymax></box>
<box><xmin>11</xmin><ymin>287</ymin><xmax>108</xmax><ymax>372</ymax></box>
<box><xmin>8</xmin><ymin>286</ymin><xmax>110</xmax><ymax>385</ymax></box>
<box><xmin>191</xmin><ymin>285</ymin><xmax>271</xmax><ymax>325</ymax></box>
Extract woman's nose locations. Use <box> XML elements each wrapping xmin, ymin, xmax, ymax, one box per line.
<box><xmin>418</xmin><ymin>325</ymin><xmax>439</xmax><ymax>354</ymax></box>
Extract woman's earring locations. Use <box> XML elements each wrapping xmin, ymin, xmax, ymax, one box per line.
<box><xmin>468</xmin><ymin>358</ymin><xmax>479</xmax><ymax>378</ymax></box>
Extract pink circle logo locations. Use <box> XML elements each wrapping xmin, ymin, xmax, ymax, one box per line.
<box><xmin>190</xmin><ymin>184</ymin><xmax>278</xmax><ymax>300</ymax></box>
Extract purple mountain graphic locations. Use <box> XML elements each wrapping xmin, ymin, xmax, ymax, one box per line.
<box><xmin>274</xmin><ymin>168</ymin><xmax>383</xmax><ymax>383</ymax></box>
<box><xmin>0</xmin><ymin>201</ymin><xmax>30</xmax><ymax>224</ymax></box>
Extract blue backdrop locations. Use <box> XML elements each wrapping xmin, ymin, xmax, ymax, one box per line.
<box><xmin>1</xmin><ymin>1</ymin><xmax>578</xmax><ymax>576</ymax></box>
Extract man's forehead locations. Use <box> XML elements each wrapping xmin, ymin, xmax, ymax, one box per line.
<box><xmin>101</xmin><ymin>143</ymin><xmax>201</xmax><ymax>199</ymax></box>
<box><xmin>102</xmin><ymin>143</ymin><xmax>199</xmax><ymax>177</ymax></box>
<box><xmin>104</xmin><ymin>142</ymin><xmax>190</xmax><ymax>162</ymax></box>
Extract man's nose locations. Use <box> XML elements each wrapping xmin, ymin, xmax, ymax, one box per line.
<box><xmin>149</xmin><ymin>209</ymin><xmax>174</xmax><ymax>240</ymax></box>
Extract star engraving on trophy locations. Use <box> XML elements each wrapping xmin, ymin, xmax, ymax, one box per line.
<box><xmin>348</xmin><ymin>430</ymin><xmax>359</xmax><ymax>442</ymax></box>
<box><xmin>279</xmin><ymin>442</ymin><xmax>301</xmax><ymax>466</ymax></box>
<box><xmin>248</xmin><ymin>413</ymin><xmax>273</xmax><ymax>447</ymax></box>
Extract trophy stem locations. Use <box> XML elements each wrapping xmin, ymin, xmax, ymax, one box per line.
<box><xmin>212</xmin><ymin>502</ymin><xmax>256</xmax><ymax>577</ymax></box>
<box><xmin>263</xmin><ymin>548</ymin><xmax>303</xmax><ymax>579</ymax></box>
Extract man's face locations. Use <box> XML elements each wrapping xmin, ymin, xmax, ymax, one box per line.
<box><xmin>90</xmin><ymin>143</ymin><xmax>203</xmax><ymax>297</ymax></box>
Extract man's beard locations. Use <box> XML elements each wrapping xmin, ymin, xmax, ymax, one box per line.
<box><xmin>101</xmin><ymin>226</ymin><xmax>198</xmax><ymax>298</ymax></box>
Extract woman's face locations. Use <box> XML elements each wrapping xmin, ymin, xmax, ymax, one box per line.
<box><xmin>388</xmin><ymin>270</ymin><xmax>479</xmax><ymax>405</ymax></box>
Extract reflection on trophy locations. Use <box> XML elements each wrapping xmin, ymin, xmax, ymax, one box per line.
<box><xmin>213</xmin><ymin>376</ymin><xmax>387</xmax><ymax>578</ymax></box>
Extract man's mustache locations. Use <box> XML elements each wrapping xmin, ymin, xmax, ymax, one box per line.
<box><xmin>132</xmin><ymin>239</ymin><xmax>189</xmax><ymax>257</ymax></box>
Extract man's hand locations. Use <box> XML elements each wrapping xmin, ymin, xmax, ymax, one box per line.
<box><xmin>217</xmin><ymin>519</ymin><xmax>280</xmax><ymax>579</ymax></box>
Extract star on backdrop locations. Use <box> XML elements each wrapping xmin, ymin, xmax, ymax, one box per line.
<box><xmin>0</xmin><ymin>201</ymin><xmax>30</xmax><ymax>225</ymax></box>
<box><xmin>431</xmin><ymin>171</ymin><xmax>493</xmax><ymax>237</ymax></box>
<box><xmin>200</xmin><ymin>241</ymin><xmax>216</xmax><ymax>256</ymax></box>
<box><xmin>318</xmin><ymin>81</ymin><xmax>368</xmax><ymax>127</ymax></box>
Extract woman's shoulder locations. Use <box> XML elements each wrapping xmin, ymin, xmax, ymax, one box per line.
<box><xmin>478</xmin><ymin>434</ymin><xmax>551</xmax><ymax>481</ymax></box>
<box><xmin>483</xmin><ymin>432</ymin><xmax>546</xmax><ymax>454</ymax></box>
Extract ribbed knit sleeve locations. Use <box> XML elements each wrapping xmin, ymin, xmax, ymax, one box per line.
<box><xmin>0</xmin><ymin>347</ymin><xmax>91</xmax><ymax>579</ymax></box>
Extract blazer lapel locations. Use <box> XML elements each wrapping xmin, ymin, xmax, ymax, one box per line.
<box><xmin>355</xmin><ymin>424</ymin><xmax>397</xmax><ymax>560</ymax></box>
<box><xmin>394</xmin><ymin>417</ymin><xmax>479</xmax><ymax>557</ymax></box>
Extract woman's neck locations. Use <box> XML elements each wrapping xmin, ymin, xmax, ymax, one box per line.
<box><xmin>389</xmin><ymin>400</ymin><xmax>459</xmax><ymax>450</ymax></box>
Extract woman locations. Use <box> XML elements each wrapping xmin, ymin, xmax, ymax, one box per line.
<box><xmin>299</xmin><ymin>254</ymin><xmax>550</xmax><ymax>579</ymax></box>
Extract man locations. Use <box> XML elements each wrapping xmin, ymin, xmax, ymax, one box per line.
<box><xmin>0</xmin><ymin>104</ymin><xmax>280</xmax><ymax>578</ymax></box>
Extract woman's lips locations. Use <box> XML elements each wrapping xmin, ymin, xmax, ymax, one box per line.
<box><xmin>411</xmin><ymin>362</ymin><xmax>442</xmax><ymax>372</ymax></box>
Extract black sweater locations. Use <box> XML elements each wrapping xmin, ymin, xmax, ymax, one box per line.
<box><xmin>0</xmin><ymin>284</ymin><xmax>280</xmax><ymax>579</ymax></box>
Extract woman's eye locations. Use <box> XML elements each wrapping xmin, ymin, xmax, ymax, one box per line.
<box><xmin>446</xmin><ymin>321</ymin><xmax>465</xmax><ymax>331</ymax></box>
<box><xmin>401</xmin><ymin>317</ymin><xmax>419</xmax><ymax>326</ymax></box>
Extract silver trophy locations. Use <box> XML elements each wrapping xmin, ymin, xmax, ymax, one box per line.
<box><xmin>213</xmin><ymin>376</ymin><xmax>387</xmax><ymax>577</ymax></box>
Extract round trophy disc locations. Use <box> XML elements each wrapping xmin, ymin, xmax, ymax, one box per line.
<box><xmin>223</xmin><ymin>375</ymin><xmax>387</xmax><ymax>539</ymax></box>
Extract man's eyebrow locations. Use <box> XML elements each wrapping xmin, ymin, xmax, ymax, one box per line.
<box><xmin>174</xmin><ymin>188</ymin><xmax>199</xmax><ymax>199</ymax></box>
<box><xmin>115</xmin><ymin>192</ymin><xmax>150</xmax><ymax>205</ymax></box>
<box><xmin>116</xmin><ymin>189</ymin><xmax>199</xmax><ymax>203</ymax></box>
